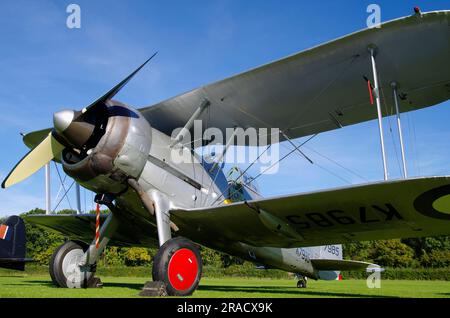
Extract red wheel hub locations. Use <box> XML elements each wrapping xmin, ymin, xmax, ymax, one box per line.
<box><xmin>167</xmin><ymin>248</ymin><xmax>199</xmax><ymax>291</ymax></box>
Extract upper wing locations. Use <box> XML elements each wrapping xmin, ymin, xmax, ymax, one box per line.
<box><xmin>171</xmin><ymin>176</ymin><xmax>450</xmax><ymax>248</ymax></box>
<box><xmin>24</xmin><ymin>214</ymin><xmax>159</xmax><ymax>247</ymax></box>
<box><xmin>139</xmin><ymin>11</ymin><xmax>450</xmax><ymax>144</ymax></box>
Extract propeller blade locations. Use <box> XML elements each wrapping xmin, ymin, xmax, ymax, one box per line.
<box><xmin>78</xmin><ymin>52</ymin><xmax>158</xmax><ymax>117</ymax></box>
<box><xmin>23</xmin><ymin>128</ymin><xmax>52</xmax><ymax>149</ymax></box>
<box><xmin>2</xmin><ymin>133</ymin><xmax>64</xmax><ymax>188</ymax></box>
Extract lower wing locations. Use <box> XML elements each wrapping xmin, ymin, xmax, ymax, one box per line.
<box><xmin>172</xmin><ymin>176</ymin><xmax>450</xmax><ymax>248</ymax></box>
<box><xmin>24</xmin><ymin>214</ymin><xmax>159</xmax><ymax>247</ymax></box>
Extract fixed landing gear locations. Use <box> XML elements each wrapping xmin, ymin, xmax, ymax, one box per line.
<box><xmin>49</xmin><ymin>240</ymin><xmax>101</xmax><ymax>288</ymax></box>
<box><xmin>152</xmin><ymin>237</ymin><xmax>203</xmax><ymax>296</ymax></box>
<box><xmin>296</xmin><ymin>275</ymin><xmax>308</xmax><ymax>288</ymax></box>
<box><xmin>48</xmin><ymin>209</ymin><xmax>117</xmax><ymax>289</ymax></box>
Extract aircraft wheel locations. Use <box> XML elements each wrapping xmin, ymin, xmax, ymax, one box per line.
<box><xmin>297</xmin><ymin>277</ymin><xmax>307</xmax><ymax>288</ymax></box>
<box><xmin>152</xmin><ymin>237</ymin><xmax>202</xmax><ymax>296</ymax></box>
<box><xmin>49</xmin><ymin>240</ymin><xmax>96</xmax><ymax>288</ymax></box>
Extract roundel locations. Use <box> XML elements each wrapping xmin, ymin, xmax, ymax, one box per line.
<box><xmin>414</xmin><ymin>185</ymin><xmax>450</xmax><ymax>220</ymax></box>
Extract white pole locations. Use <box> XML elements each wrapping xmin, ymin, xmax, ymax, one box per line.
<box><xmin>45</xmin><ymin>163</ymin><xmax>51</xmax><ymax>215</ymax></box>
<box><xmin>391</xmin><ymin>82</ymin><xmax>408</xmax><ymax>179</ymax></box>
<box><xmin>75</xmin><ymin>183</ymin><xmax>82</xmax><ymax>214</ymax></box>
<box><xmin>369</xmin><ymin>46</ymin><xmax>388</xmax><ymax>181</ymax></box>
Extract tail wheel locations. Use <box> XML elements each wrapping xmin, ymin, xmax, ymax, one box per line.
<box><xmin>49</xmin><ymin>240</ymin><xmax>96</xmax><ymax>288</ymax></box>
<box><xmin>152</xmin><ymin>237</ymin><xmax>202</xmax><ymax>296</ymax></box>
<box><xmin>297</xmin><ymin>277</ymin><xmax>307</xmax><ymax>288</ymax></box>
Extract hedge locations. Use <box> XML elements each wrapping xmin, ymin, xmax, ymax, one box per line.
<box><xmin>341</xmin><ymin>267</ymin><xmax>450</xmax><ymax>281</ymax></box>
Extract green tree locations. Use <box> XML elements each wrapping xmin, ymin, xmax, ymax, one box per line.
<box><xmin>369</xmin><ymin>240</ymin><xmax>416</xmax><ymax>268</ymax></box>
<box><xmin>420</xmin><ymin>249</ymin><xmax>450</xmax><ymax>268</ymax></box>
<box><xmin>20</xmin><ymin>208</ymin><xmax>65</xmax><ymax>265</ymax></box>
<box><xmin>99</xmin><ymin>246</ymin><xmax>124</xmax><ymax>266</ymax></box>
<box><xmin>343</xmin><ymin>241</ymin><xmax>373</xmax><ymax>261</ymax></box>
<box><xmin>57</xmin><ymin>209</ymin><xmax>77</xmax><ymax>215</ymax></box>
<box><xmin>200</xmin><ymin>247</ymin><xmax>222</xmax><ymax>266</ymax></box>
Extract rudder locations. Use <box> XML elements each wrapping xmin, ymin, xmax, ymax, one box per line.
<box><xmin>0</xmin><ymin>215</ymin><xmax>28</xmax><ymax>271</ymax></box>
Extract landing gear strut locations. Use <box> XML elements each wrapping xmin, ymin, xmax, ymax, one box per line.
<box><xmin>296</xmin><ymin>274</ymin><xmax>308</xmax><ymax>288</ymax></box>
<box><xmin>49</xmin><ymin>207</ymin><xmax>117</xmax><ymax>289</ymax></box>
<box><xmin>152</xmin><ymin>237</ymin><xmax>202</xmax><ymax>296</ymax></box>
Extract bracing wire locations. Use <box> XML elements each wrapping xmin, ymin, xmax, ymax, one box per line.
<box><xmin>213</xmin><ymin>134</ymin><xmax>318</xmax><ymax>206</ymax></box>
<box><xmin>202</xmin><ymin>127</ymin><xmax>281</xmax><ymax>206</ymax></box>
<box><xmin>250</xmin><ymin>135</ymin><xmax>319</xmax><ymax>183</ymax></box>
<box><xmin>303</xmin><ymin>146</ymin><xmax>369</xmax><ymax>182</ymax></box>
<box><xmin>53</xmin><ymin>172</ymin><xmax>67</xmax><ymax>207</ymax></box>
<box><xmin>278</xmin><ymin>142</ymin><xmax>352</xmax><ymax>185</ymax></box>
<box><xmin>53</xmin><ymin>162</ymin><xmax>72</xmax><ymax>210</ymax></box>
<box><xmin>211</xmin><ymin>143</ymin><xmax>274</xmax><ymax>206</ymax></box>
<box><xmin>196</xmin><ymin>56</ymin><xmax>358</xmax><ymax>207</ymax></box>
<box><xmin>52</xmin><ymin>180</ymin><xmax>75</xmax><ymax>213</ymax></box>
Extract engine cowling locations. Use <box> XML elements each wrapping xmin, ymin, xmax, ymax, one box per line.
<box><xmin>61</xmin><ymin>101</ymin><xmax>152</xmax><ymax>194</ymax></box>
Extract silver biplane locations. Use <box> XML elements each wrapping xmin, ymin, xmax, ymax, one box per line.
<box><xmin>1</xmin><ymin>10</ymin><xmax>449</xmax><ymax>296</ymax></box>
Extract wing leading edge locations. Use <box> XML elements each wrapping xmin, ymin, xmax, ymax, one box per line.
<box><xmin>171</xmin><ymin>176</ymin><xmax>450</xmax><ymax>248</ymax></box>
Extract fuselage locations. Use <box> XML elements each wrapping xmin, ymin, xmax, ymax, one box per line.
<box><xmin>108</xmin><ymin>125</ymin><xmax>338</xmax><ymax>279</ymax></box>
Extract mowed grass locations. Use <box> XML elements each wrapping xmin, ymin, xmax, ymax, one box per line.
<box><xmin>1</xmin><ymin>274</ymin><xmax>450</xmax><ymax>298</ymax></box>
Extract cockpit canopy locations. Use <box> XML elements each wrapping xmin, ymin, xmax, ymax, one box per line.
<box><xmin>226</xmin><ymin>166</ymin><xmax>260</xmax><ymax>202</ymax></box>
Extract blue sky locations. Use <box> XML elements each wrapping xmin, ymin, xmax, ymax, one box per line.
<box><xmin>0</xmin><ymin>0</ymin><xmax>449</xmax><ymax>216</ymax></box>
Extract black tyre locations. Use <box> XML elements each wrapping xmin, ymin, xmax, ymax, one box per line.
<box><xmin>49</xmin><ymin>240</ymin><xmax>96</xmax><ymax>288</ymax></box>
<box><xmin>152</xmin><ymin>237</ymin><xmax>202</xmax><ymax>296</ymax></box>
<box><xmin>297</xmin><ymin>279</ymin><xmax>307</xmax><ymax>288</ymax></box>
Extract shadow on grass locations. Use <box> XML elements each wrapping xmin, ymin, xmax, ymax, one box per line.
<box><xmin>198</xmin><ymin>284</ymin><xmax>393</xmax><ymax>298</ymax></box>
<box><xmin>101</xmin><ymin>282</ymin><xmax>143</xmax><ymax>290</ymax></box>
<box><xmin>0</xmin><ymin>275</ymin><xmax>27</xmax><ymax>278</ymax></box>
<box><xmin>3</xmin><ymin>280</ymin><xmax>55</xmax><ymax>287</ymax></box>
<box><xmin>13</xmin><ymin>280</ymin><xmax>144</xmax><ymax>291</ymax></box>
<box><xmin>8</xmin><ymin>280</ymin><xmax>394</xmax><ymax>297</ymax></box>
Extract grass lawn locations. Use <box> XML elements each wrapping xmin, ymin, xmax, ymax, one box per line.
<box><xmin>0</xmin><ymin>274</ymin><xmax>449</xmax><ymax>298</ymax></box>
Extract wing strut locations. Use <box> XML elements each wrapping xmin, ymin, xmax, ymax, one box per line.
<box><xmin>391</xmin><ymin>81</ymin><xmax>408</xmax><ymax>179</ymax></box>
<box><xmin>368</xmin><ymin>44</ymin><xmax>388</xmax><ymax>181</ymax></box>
<box><xmin>169</xmin><ymin>99</ymin><xmax>210</xmax><ymax>148</ymax></box>
<box><xmin>45</xmin><ymin>163</ymin><xmax>51</xmax><ymax>214</ymax></box>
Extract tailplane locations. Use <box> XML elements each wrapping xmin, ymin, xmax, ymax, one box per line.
<box><xmin>0</xmin><ymin>215</ymin><xmax>31</xmax><ymax>271</ymax></box>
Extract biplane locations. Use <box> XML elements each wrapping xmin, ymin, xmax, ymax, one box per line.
<box><xmin>1</xmin><ymin>9</ymin><xmax>449</xmax><ymax>295</ymax></box>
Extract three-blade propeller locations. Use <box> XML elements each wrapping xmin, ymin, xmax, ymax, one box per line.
<box><xmin>1</xmin><ymin>53</ymin><xmax>157</xmax><ymax>189</ymax></box>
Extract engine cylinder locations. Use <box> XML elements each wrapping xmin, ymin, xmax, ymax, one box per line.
<box><xmin>61</xmin><ymin>101</ymin><xmax>152</xmax><ymax>194</ymax></box>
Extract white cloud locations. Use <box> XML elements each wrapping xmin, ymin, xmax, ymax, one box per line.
<box><xmin>0</xmin><ymin>189</ymin><xmax>44</xmax><ymax>217</ymax></box>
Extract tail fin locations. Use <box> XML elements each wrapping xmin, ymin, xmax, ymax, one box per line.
<box><xmin>310</xmin><ymin>245</ymin><xmax>380</xmax><ymax>280</ymax></box>
<box><xmin>312</xmin><ymin>244</ymin><xmax>343</xmax><ymax>280</ymax></box>
<box><xmin>0</xmin><ymin>215</ymin><xmax>29</xmax><ymax>271</ymax></box>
